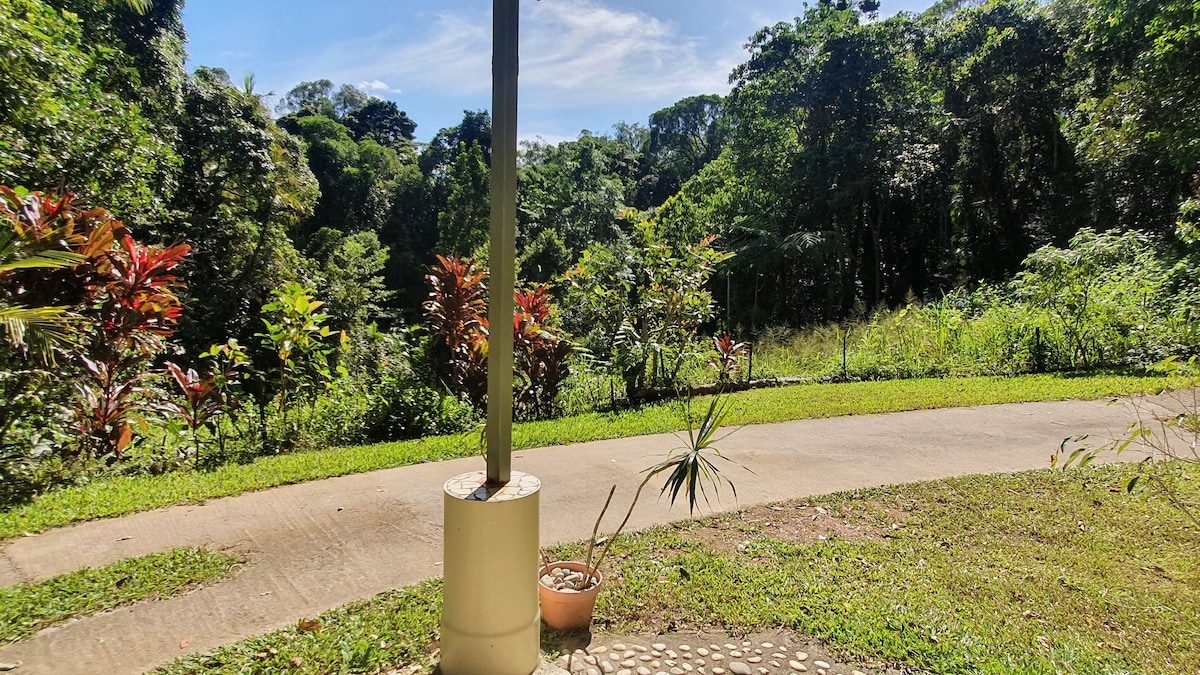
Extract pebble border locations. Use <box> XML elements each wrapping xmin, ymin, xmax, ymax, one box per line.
<box><xmin>554</xmin><ymin>631</ymin><xmax>881</xmax><ymax>675</ymax></box>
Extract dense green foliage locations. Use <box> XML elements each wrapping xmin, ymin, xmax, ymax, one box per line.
<box><xmin>0</xmin><ymin>0</ymin><xmax>1198</xmax><ymax>503</ymax></box>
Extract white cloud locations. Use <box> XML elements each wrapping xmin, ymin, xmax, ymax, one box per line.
<box><xmin>358</xmin><ymin>79</ymin><xmax>403</xmax><ymax>94</ymax></box>
<box><xmin>308</xmin><ymin>0</ymin><xmax>739</xmax><ymax>111</ymax></box>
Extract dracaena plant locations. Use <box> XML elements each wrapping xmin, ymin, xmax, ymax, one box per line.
<box><xmin>513</xmin><ymin>285</ymin><xmax>576</xmax><ymax>420</ymax></box>
<box><xmin>424</xmin><ymin>258</ymin><xmax>578</xmax><ymax>417</ymax></box>
<box><xmin>423</xmin><ymin>255</ymin><xmax>489</xmax><ymax>409</ymax></box>
<box><xmin>160</xmin><ymin>362</ymin><xmax>226</xmax><ymax>468</ymax></box>
<box><xmin>1</xmin><ymin>187</ymin><xmax>190</xmax><ymax>462</ymax></box>
<box><xmin>709</xmin><ymin>333</ymin><xmax>749</xmax><ymax>382</ymax></box>
<box><xmin>548</xmin><ymin>392</ymin><xmax>748</xmax><ymax>591</ymax></box>
<box><xmin>74</xmin><ymin>232</ymin><xmax>189</xmax><ymax>460</ymax></box>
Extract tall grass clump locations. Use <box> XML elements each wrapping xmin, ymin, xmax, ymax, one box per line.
<box><xmin>749</xmin><ymin>230</ymin><xmax>1200</xmax><ymax>382</ymax></box>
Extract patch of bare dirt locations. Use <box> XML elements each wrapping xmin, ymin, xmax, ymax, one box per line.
<box><xmin>678</xmin><ymin>498</ymin><xmax>911</xmax><ymax>554</ymax></box>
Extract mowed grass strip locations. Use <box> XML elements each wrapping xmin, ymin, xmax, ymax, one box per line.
<box><xmin>1</xmin><ymin>371</ymin><xmax>1179</xmax><ymax>539</ymax></box>
<box><xmin>156</xmin><ymin>465</ymin><xmax>1200</xmax><ymax>674</ymax></box>
<box><xmin>0</xmin><ymin>547</ymin><xmax>240</xmax><ymax>644</ymax></box>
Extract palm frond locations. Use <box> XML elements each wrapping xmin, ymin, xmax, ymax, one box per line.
<box><xmin>0</xmin><ymin>305</ymin><xmax>78</xmax><ymax>365</ymax></box>
<box><xmin>0</xmin><ymin>249</ymin><xmax>86</xmax><ymax>274</ymax></box>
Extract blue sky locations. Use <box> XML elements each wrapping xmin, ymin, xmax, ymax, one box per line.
<box><xmin>183</xmin><ymin>0</ymin><xmax>934</xmax><ymax>144</ymax></box>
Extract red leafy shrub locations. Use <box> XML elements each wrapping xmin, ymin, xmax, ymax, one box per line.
<box><xmin>423</xmin><ymin>257</ymin><xmax>575</xmax><ymax>417</ymax></box>
<box><xmin>514</xmin><ymin>286</ymin><xmax>575</xmax><ymax>419</ymax></box>
<box><xmin>423</xmin><ymin>255</ymin><xmax>489</xmax><ymax>408</ymax></box>
<box><xmin>1</xmin><ymin>187</ymin><xmax>190</xmax><ymax>461</ymax></box>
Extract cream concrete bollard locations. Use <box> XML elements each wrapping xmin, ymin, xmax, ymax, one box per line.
<box><xmin>441</xmin><ymin>471</ymin><xmax>541</xmax><ymax>675</ymax></box>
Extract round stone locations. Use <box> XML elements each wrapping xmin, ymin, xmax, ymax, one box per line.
<box><xmin>671</xmin><ymin>669</ymin><xmax>684</xmax><ymax>675</ymax></box>
<box><xmin>789</xmin><ymin>661</ymin><xmax>807</xmax><ymax>672</ymax></box>
<box><xmin>639</xmin><ymin>654</ymin><xmax>653</xmax><ymax>662</ymax></box>
<box><xmin>652</xmin><ymin>651</ymin><xmax>663</xmax><ymax>658</ymax></box>
<box><xmin>681</xmin><ymin>664</ymin><xmax>694</xmax><ymax>672</ymax></box>
<box><xmin>618</xmin><ymin>671</ymin><xmax>632</xmax><ymax>675</ymax></box>
<box><xmin>602</xmin><ymin>663</ymin><xmax>615</xmax><ymax>674</ymax></box>
<box><xmin>587</xmin><ymin>669</ymin><xmax>600</xmax><ymax>675</ymax></box>
<box><xmin>634</xmin><ymin>645</ymin><xmax>649</xmax><ymax>653</ymax></box>
<box><xmin>730</xmin><ymin>651</ymin><xmax>743</xmax><ymax>658</ymax></box>
<box><xmin>621</xmin><ymin>660</ymin><xmax>637</xmax><ymax>668</ymax></box>
<box><xmin>712</xmin><ymin>669</ymin><xmax>726</xmax><ymax>675</ymax></box>
<box><xmin>624</xmin><ymin>651</ymin><xmax>637</xmax><ymax>658</ymax></box>
<box><xmin>728</xmin><ymin>664</ymin><xmax>753</xmax><ymax>675</ymax></box>
<box><xmin>697</xmin><ymin>649</ymin><xmax>709</xmax><ymax>657</ymax></box>
<box><xmin>772</xmin><ymin>654</ymin><xmax>787</xmax><ymax>660</ymax></box>
<box><xmin>761</xmin><ymin>643</ymin><xmax>774</xmax><ymax>650</ymax></box>
<box><xmin>742</xmin><ymin>642</ymin><xmax>752</xmax><ymax>648</ymax></box>
<box><xmin>594</xmin><ymin>646</ymin><xmax>609</xmax><ymax>654</ymax></box>
<box><xmin>679</xmin><ymin>645</ymin><xmax>691</xmax><ymax>652</ymax></box>
<box><xmin>747</xmin><ymin>657</ymin><xmax>762</xmax><ymax>664</ymax></box>
<box><xmin>666</xmin><ymin>650</ymin><xmax>678</xmax><ymax>659</ymax></box>
<box><xmin>814</xmin><ymin>661</ymin><xmax>831</xmax><ymax>669</ymax></box>
<box><xmin>795</xmin><ymin>652</ymin><xmax>809</xmax><ymax>662</ymax></box>
<box><xmin>613</xmin><ymin>644</ymin><xmax>628</xmax><ymax>651</ymax></box>
<box><xmin>636</xmin><ymin>668</ymin><xmax>651</xmax><ymax>675</ymax></box>
<box><xmin>711</xmin><ymin>653</ymin><xmax>724</xmax><ymax>661</ymax></box>
<box><xmin>652</xmin><ymin>643</ymin><xmax>667</xmax><ymax>651</ymax></box>
<box><xmin>724</xmin><ymin>644</ymin><xmax>737</xmax><ymax>650</ymax></box>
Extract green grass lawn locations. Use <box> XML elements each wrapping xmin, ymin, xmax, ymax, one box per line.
<box><xmin>156</xmin><ymin>464</ymin><xmax>1200</xmax><ymax>674</ymax></box>
<box><xmin>0</xmin><ymin>371</ymin><xmax>1181</xmax><ymax>540</ymax></box>
<box><xmin>0</xmin><ymin>547</ymin><xmax>240</xmax><ymax>644</ymax></box>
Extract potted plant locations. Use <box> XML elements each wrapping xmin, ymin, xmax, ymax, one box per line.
<box><xmin>539</xmin><ymin>393</ymin><xmax>747</xmax><ymax>630</ymax></box>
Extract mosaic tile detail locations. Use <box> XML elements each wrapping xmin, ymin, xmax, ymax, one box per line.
<box><xmin>444</xmin><ymin>470</ymin><xmax>541</xmax><ymax>502</ymax></box>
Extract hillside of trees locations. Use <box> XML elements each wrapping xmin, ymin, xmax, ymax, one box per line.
<box><xmin>1</xmin><ymin>0</ymin><xmax>1197</xmax><ymax>496</ymax></box>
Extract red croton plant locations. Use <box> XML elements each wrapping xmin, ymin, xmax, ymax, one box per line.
<box><xmin>424</xmin><ymin>255</ymin><xmax>574</xmax><ymax>418</ymax></box>
<box><xmin>82</xmin><ymin>224</ymin><xmax>190</xmax><ymax>460</ymax></box>
<box><xmin>0</xmin><ymin>187</ymin><xmax>190</xmax><ymax>461</ymax></box>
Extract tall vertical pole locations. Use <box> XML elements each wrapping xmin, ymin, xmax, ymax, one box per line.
<box><xmin>440</xmin><ymin>4</ymin><xmax>538</xmax><ymax>673</ymax></box>
<box><xmin>487</xmin><ymin>0</ymin><xmax>518</xmax><ymax>486</ymax></box>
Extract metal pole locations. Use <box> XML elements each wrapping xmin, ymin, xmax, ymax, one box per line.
<box><xmin>487</xmin><ymin>0</ymin><xmax>518</xmax><ymax>486</ymax></box>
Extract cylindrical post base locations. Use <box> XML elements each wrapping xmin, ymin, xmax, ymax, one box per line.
<box><xmin>441</xmin><ymin>471</ymin><xmax>541</xmax><ymax>675</ymax></box>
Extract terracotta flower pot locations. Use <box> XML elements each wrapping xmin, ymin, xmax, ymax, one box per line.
<box><xmin>538</xmin><ymin>561</ymin><xmax>603</xmax><ymax>631</ymax></box>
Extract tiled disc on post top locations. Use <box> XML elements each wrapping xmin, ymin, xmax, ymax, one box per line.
<box><xmin>444</xmin><ymin>471</ymin><xmax>541</xmax><ymax>502</ymax></box>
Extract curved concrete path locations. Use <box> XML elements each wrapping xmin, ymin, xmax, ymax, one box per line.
<box><xmin>0</xmin><ymin>396</ymin><xmax>1172</xmax><ymax>674</ymax></box>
